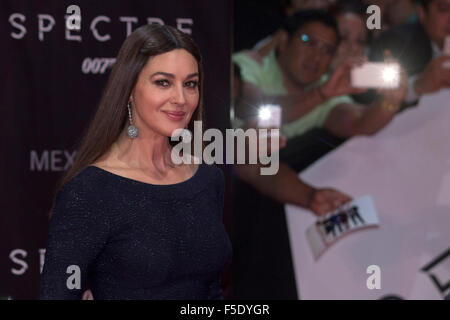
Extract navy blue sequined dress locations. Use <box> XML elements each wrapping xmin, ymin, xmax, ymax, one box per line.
<box><xmin>38</xmin><ymin>163</ymin><xmax>232</xmax><ymax>300</ymax></box>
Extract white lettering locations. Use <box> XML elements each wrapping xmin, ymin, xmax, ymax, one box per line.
<box><xmin>51</xmin><ymin>150</ymin><xmax>63</xmax><ymax>171</ymax></box>
<box><xmin>366</xmin><ymin>5</ymin><xmax>381</xmax><ymax>30</ymax></box>
<box><xmin>64</xmin><ymin>151</ymin><xmax>76</xmax><ymax>169</ymax></box>
<box><xmin>147</xmin><ymin>17</ymin><xmax>164</xmax><ymax>25</ymax></box>
<box><xmin>30</xmin><ymin>150</ymin><xmax>76</xmax><ymax>171</ymax></box>
<box><xmin>66</xmin><ymin>5</ymin><xmax>81</xmax><ymax>31</ymax></box>
<box><xmin>119</xmin><ymin>16</ymin><xmax>138</xmax><ymax>36</ymax></box>
<box><xmin>366</xmin><ymin>265</ymin><xmax>382</xmax><ymax>289</ymax></box>
<box><xmin>65</xmin><ymin>15</ymin><xmax>81</xmax><ymax>41</ymax></box>
<box><xmin>37</xmin><ymin>14</ymin><xmax>56</xmax><ymax>41</ymax></box>
<box><xmin>9</xmin><ymin>15</ymin><xmax>195</xmax><ymax>41</ymax></box>
<box><xmin>9</xmin><ymin>249</ymin><xmax>28</xmax><ymax>275</ymax></box>
<box><xmin>66</xmin><ymin>265</ymin><xmax>81</xmax><ymax>289</ymax></box>
<box><xmin>30</xmin><ymin>150</ymin><xmax>48</xmax><ymax>171</ymax></box>
<box><xmin>203</xmin><ymin>128</ymin><xmax>223</xmax><ymax>165</ymax></box>
<box><xmin>176</xmin><ymin>18</ymin><xmax>193</xmax><ymax>34</ymax></box>
<box><xmin>90</xmin><ymin>16</ymin><xmax>111</xmax><ymax>42</ymax></box>
<box><xmin>171</xmin><ymin>122</ymin><xmax>280</xmax><ymax>175</ymax></box>
<box><xmin>39</xmin><ymin>249</ymin><xmax>46</xmax><ymax>274</ymax></box>
<box><xmin>9</xmin><ymin>13</ymin><xmax>26</xmax><ymax>39</ymax></box>
<box><xmin>171</xmin><ymin>129</ymin><xmax>193</xmax><ymax>165</ymax></box>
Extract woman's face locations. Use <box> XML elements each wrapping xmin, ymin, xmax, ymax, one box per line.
<box><xmin>337</xmin><ymin>13</ymin><xmax>367</xmax><ymax>53</ymax></box>
<box><xmin>330</xmin><ymin>13</ymin><xmax>368</xmax><ymax>71</ymax></box>
<box><xmin>131</xmin><ymin>49</ymin><xmax>200</xmax><ymax>138</ymax></box>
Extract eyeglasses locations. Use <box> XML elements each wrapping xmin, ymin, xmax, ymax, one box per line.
<box><xmin>297</xmin><ymin>33</ymin><xmax>337</xmax><ymax>56</ymax></box>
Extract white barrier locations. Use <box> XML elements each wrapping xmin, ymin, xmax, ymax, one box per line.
<box><xmin>285</xmin><ymin>89</ymin><xmax>450</xmax><ymax>299</ymax></box>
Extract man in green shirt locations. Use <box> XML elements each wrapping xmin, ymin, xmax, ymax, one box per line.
<box><xmin>233</xmin><ymin>10</ymin><xmax>407</xmax><ymax>140</ymax></box>
<box><xmin>232</xmin><ymin>10</ymin><xmax>407</xmax><ymax>214</ymax></box>
<box><xmin>233</xmin><ymin>50</ymin><xmax>354</xmax><ymax>139</ymax></box>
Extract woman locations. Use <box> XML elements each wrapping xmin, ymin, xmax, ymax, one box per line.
<box><xmin>330</xmin><ymin>0</ymin><xmax>369</xmax><ymax>73</ymax></box>
<box><xmin>38</xmin><ymin>24</ymin><xmax>232</xmax><ymax>299</ymax></box>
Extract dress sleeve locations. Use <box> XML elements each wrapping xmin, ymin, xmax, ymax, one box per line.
<box><xmin>38</xmin><ymin>183</ymin><xmax>109</xmax><ymax>300</ymax></box>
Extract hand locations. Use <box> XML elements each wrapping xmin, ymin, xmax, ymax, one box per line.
<box><xmin>321</xmin><ymin>57</ymin><xmax>368</xmax><ymax>99</ymax></box>
<box><xmin>308</xmin><ymin>188</ymin><xmax>352</xmax><ymax>216</ymax></box>
<box><xmin>82</xmin><ymin>289</ymin><xmax>94</xmax><ymax>300</ymax></box>
<box><xmin>257</xmin><ymin>129</ymin><xmax>287</xmax><ymax>155</ymax></box>
<box><xmin>414</xmin><ymin>56</ymin><xmax>450</xmax><ymax>95</ymax></box>
<box><xmin>241</xmin><ymin>120</ymin><xmax>287</xmax><ymax>158</ymax></box>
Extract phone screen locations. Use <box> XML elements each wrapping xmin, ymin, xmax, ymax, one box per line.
<box><xmin>351</xmin><ymin>62</ymin><xmax>400</xmax><ymax>89</ymax></box>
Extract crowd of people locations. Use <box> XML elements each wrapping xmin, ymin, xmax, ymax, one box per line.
<box><xmin>231</xmin><ymin>0</ymin><xmax>450</xmax><ymax>299</ymax></box>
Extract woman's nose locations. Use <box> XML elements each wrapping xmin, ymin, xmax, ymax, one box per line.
<box><xmin>171</xmin><ymin>85</ymin><xmax>186</xmax><ymax>105</ymax></box>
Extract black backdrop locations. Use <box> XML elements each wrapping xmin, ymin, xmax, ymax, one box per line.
<box><xmin>0</xmin><ymin>0</ymin><xmax>232</xmax><ymax>299</ymax></box>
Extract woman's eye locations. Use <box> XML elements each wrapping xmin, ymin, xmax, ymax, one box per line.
<box><xmin>185</xmin><ymin>81</ymin><xmax>198</xmax><ymax>89</ymax></box>
<box><xmin>155</xmin><ymin>79</ymin><xmax>170</xmax><ymax>87</ymax></box>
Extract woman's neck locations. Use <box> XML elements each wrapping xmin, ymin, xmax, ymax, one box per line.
<box><xmin>113</xmin><ymin>127</ymin><xmax>176</xmax><ymax>175</ymax></box>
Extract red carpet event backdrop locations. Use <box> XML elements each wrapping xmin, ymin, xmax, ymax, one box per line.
<box><xmin>0</xmin><ymin>0</ymin><xmax>231</xmax><ymax>299</ymax></box>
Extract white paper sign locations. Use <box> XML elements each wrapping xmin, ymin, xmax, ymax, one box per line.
<box><xmin>306</xmin><ymin>196</ymin><xmax>379</xmax><ymax>260</ymax></box>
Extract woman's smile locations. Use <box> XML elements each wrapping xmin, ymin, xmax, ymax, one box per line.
<box><xmin>161</xmin><ymin>110</ymin><xmax>186</xmax><ymax>121</ymax></box>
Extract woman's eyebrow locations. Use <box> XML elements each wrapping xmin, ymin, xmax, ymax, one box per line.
<box><xmin>185</xmin><ymin>73</ymin><xmax>199</xmax><ymax>79</ymax></box>
<box><xmin>151</xmin><ymin>71</ymin><xmax>174</xmax><ymax>78</ymax></box>
<box><xmin>150</xmin><ymin>72</ymin><xmax>199</xmax><ymax>79</ymax></box>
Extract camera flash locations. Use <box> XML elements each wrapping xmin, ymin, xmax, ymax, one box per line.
<box><xmin>382</xmin><ymin>66</ymin><xmax>397</xmax><ymax>83</ymax></box>
<box><xmin>258</xmin><ymin>104</ymin><xmax>281</xmax><ymax>128</ymax></box>
<box><xmin>380</xmin><ymin>63</ymin><xmax>400</xmax><ymax>88</ymax></box>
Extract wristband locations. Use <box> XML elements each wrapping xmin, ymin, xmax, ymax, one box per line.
<box><xmin>381</xmin><ymin>100</ymin><xmax>399</xmax><ymax>113</ymax></box>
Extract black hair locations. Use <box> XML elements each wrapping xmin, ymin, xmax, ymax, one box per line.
<box><xmin>331</xmin><ymin>0</ymin><xmax>367</xmax><ymax>17</ymax></box>
<box><xmin>413</xmin><ymin>0</ymin><xmax>433</xmax><ymax>10</ymax></box>
<box><xmin>330</xmin><ymin>0</ymin><xmax>371</xmax><ymax>43</ymax></box>
<box><xmin>281</xmin><ymin>9</ymin><xmax>339</xmax><ymax>41</ymax></box>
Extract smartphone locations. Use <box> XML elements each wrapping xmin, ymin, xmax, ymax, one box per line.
<box><xmin>444</xmin><ymin>36</ymin><xmax>450</xmax><ymax>69</ymax></box>
<box><xmin>444</xmin><ymin>36</ymin><xmax>450</xmax><ymax>55</ymax></box>
<box><xmin>257</xmin><ymin>104</ymin><xmax>281</xmax><ymax>128</ymax></box>
<box><xmin>351</xmin><ymin>62</ymin><xmax>400</xmax><ymax>89</ymax></box>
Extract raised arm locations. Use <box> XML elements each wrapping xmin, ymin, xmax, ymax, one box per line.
<box><xmin>233</xmin><ymin>162</ymin><xmax>351</xmax><ymax>215</ymax></box>
<box><xmin>324</xmin><ymin>64</ymin><xmax>408</xmax><ymax>138</ymax></box>
<box><xmin>235</xmin><ymin>57</ymin><xmax>367</xmax><ymax>125</ymax></box>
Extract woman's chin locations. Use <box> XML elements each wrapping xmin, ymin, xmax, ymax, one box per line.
<box><xmin>165</xmin><ymin>126</ymin><xmax>188</xmax><ymax>139</ymax></box>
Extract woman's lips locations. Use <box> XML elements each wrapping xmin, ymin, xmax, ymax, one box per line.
<box><xmin>162</xmin><ymin>110</ymin><xmax>186</xmax><ymax>121</ymax></box>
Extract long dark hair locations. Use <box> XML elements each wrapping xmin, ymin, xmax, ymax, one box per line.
<box><xmin>50</xmin><ymin>24</ymin><xmax>204</xmax><ymax>214</ymax></box>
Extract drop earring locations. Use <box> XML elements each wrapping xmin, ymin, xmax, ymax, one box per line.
<box><xmin>127</xmin><ymin>101</ymin><xmax>138</xmax><ymax>139</ymax></box>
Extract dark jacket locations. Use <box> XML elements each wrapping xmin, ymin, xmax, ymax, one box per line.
<box><xmin>353</xmin><ymin>22</ymin><xmax>435</xmax><ymax>107</ymax></box>
<box><xmin>369</xmin><ymin>22</ymin><xmax>433</xmax><ymax>77</ymax></box>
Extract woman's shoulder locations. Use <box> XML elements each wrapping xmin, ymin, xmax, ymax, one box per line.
<box><xmin>57</xmin><ymin>166</ymin><xmax>110</xmax><ymax>201</ymax></box>
<box><xmin>69</xmin><ymin>165</ymin><xmax>107</xmax><ymax>185</ymax></box>
<box><xmin>50</xmin><ymin>167</ymin><xmax>115</xmax><ymax>230</ymax></box>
